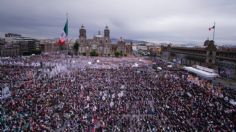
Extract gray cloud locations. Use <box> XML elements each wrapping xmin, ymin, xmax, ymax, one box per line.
<box><xmin>0</xmin><ymin>0</ymin><xmax>236</xmax><ymax>45</ymax></box>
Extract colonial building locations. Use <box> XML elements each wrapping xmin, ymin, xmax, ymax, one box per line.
<box><xmin>0</xmin><ymin>33</ymin><xmax>40</xmax><ymax>57</ymax></box>
<box><xmin>161</xmin><ymin>40</ymin><xmax>236</xmax><ymax>79</ymax></box>
<box><xmin>78</xmin><ymin>25</ymin><xmax>132</xmax><ymax>56</ymax></box>
<box><xmin>40</xmin><ymin>39</ymin><xmax>60</xmax><ymax>53</ymax></box>
<box><xmin>0</xmin><ymin>44</ymin><xmax>20</xmax><ymax>57</ymax></box>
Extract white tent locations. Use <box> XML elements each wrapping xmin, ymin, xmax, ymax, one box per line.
<box><xmin>183</xmin><ymin>66</ymin><xmax>219</xmax><ymax>79</ymax></box>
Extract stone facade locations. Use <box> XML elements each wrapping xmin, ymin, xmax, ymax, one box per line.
<box><xmin>40</xmin><ymin>39</ymin><xmax>60</xmax><ymax>53</ymax></box>
<box><xmin>0</xmin><ymin>44</ymin><xmax>20</xmax><ymax>57</ymax></box>
<box><xmin>78</xmin><ymin>25</ymin><xmax>132</xmax><ymax>56</ymax></box>
<box><xmin>161</xmin><ymin>40</ymin><xmax>236</xmax><ymax>79</ymax></box>
<box><xmin>0</xmin><ymin>33</ymin><xmax>40</xmax><ymax>57</ymax></box>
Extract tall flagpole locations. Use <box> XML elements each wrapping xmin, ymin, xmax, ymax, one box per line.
<box><xmin>213</xmin><ymin>21</ymin><xmax>216</xmax><ymax>42</ymax></box>
<box><xmin>66</xmin><ymin>12</ymin><xmax>69</xmax><ymax>38</ymax></box>
<box><xmin>66</xmin><ymin>13</ymin><xmax>69</xmax><ymax>54</ymax></box>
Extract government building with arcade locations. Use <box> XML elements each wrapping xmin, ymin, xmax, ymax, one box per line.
<box><xmin>161</xmin><ymin>40</ymin><xmax>236</xmax><ymax>79</ymax></box>
<box><xmin>77</xmin><ymin>25</ymin><xmax>132</xmax><ymax>56</ymax></box>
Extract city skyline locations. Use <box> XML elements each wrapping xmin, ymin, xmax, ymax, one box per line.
<box><xmin>0</xmin><ymin>0</ymin><xmax>236</xmax><ymax>45</ymax></box>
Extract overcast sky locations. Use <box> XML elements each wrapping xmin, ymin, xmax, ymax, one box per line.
<box><xmin>0</xmin><ymin>0</ymin><xmax>236</xmax><ymax>45</ymax></box>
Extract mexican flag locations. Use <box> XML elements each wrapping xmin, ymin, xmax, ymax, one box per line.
<box><xmin>58</xmin><ymin>18</ymin><xmax>68</xmax><ymax>45</ymax></box>
<box><xmin>64</xmin><ymin>18</ymin><xmax>68</xmax><ymax>37</ymax></box>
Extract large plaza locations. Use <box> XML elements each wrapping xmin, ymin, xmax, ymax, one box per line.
<box><xmin>0</xmin><ymin>54</ymin><xmax>235</xmax><ymax>131</ymax></box>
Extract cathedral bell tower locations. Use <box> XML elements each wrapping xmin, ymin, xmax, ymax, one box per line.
<box><xmin>104</xmin><ymin>26</ymin><xmax>110</xmax><ymax>44</ymax></box>
<box><xmin>79</xmin><ymin>25</ymin><xmax>87</xmax><ymax>44</ymax></box>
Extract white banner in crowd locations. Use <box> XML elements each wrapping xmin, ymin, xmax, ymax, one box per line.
<box><xmin>1</xmin><ymin>86</ymin><xmax>11</xmax><ymax>100</ymax></box>
<box><xmin>110</xmin><ymin>101</ymin><xmax>114</xmax><ymax>107</ymax></box>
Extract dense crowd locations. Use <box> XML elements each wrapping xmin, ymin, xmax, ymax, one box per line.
<box><xmin>1</xmin><ymin>55</ymin><xmax>236</xmax><ymax>131</ymax></box>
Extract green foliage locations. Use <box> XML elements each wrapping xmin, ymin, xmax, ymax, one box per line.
<box><xmin>114</xmin><ymin>51</ymin><xmax>120</xmax><ymax>57</ymax></box>
<box><xmin>90</xmin><ymin>50</ymin><xmax>98</xmax><ymax>56</ymax></box>
<box><xmin>73</xmin><ymin>41</ymin><xmax>80</xmax><ymax>51</ymax></box>
<box><xmin>73</xmin><ymin>41</ymin><xmax>80</xmax><ymax>55</ymax></box>
<box><xmin>82</xmin><ymin>52</ymin><xmax>86</xmax><ymax>56</ymax></box>
<box><xmin>114</xmin><ymin>50</ymin><xmax>124</xmax><ymax>57</ymax></box>
<box><xmin>120</xmin><ymin>50</ymin><xmax>123</xmax><ymax>55</ymax></box>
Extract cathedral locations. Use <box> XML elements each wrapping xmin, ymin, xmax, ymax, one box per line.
<box><xmin>77</xmin><ymin>25</ymin><xmax>132</xmax><ymax>56</ymax></box>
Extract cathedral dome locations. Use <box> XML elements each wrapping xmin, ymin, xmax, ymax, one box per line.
<box><xmin>95</xmin><ymin>30</ymin><xmax>103</xmax><ymax>38</ymax></box>
<box><xmin>105</xmin><ymin>25</ymin><xmax>109</xmax><ymax>30</ymax></box>
<box><xmin>80</xmin><ymin>24</ymin><xmax>85</xmax><ymax>29</ymax></box>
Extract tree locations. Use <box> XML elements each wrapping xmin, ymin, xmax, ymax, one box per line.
<box><xmin>82</xmin><ymin>52</ymin><xmax>86</xmax><ymax>56</ymax></box>
<box><xmin>120</xmin><ymin>50</ymin><xmax>123</xmax><ymax>56</ymax></box>
<box><xmin>90</xmin><ymin>50</ymin><xmax>98</xmax><ymax>56</ymax></box>
<box><xmin>73</xmin><ymin>41</ymin><xmax>80</xmax><ymax>55</ymax></box>
<box><xmin>114</xmin><ymin>51</ymin><xmax>120</xmax><ymax>57</ymax></box>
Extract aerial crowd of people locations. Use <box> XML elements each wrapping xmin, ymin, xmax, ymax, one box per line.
<box><xmin>0</xmin><ymin>54</ymin><xmax>235</xmax><ymax>131</ymax></box>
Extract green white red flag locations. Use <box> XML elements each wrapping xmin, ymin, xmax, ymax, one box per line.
<box><xmin>58</xmin><ymin>17</ymin><xmax>68</xmax><ymax>45</ymax></box>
